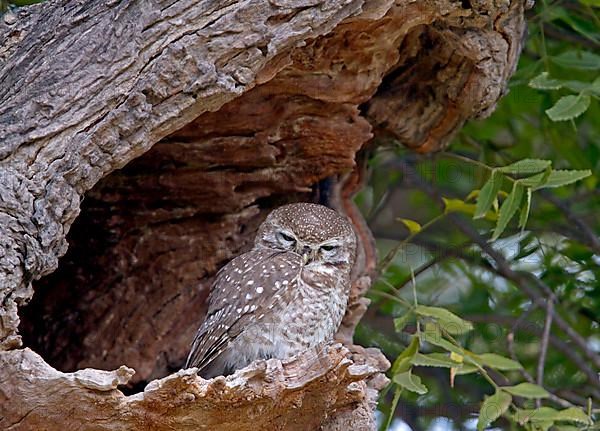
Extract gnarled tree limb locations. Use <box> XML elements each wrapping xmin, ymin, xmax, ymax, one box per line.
<box><xmin>0</xmin><ymin>345</ymin><xmax>388</xmax><ymax>430</ymax></box>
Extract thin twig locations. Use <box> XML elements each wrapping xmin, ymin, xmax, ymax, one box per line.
<box><xmin>536</xmin><ymin>298</ymin><xmax>555</xmax><ymax>408</ymax></box>
<box><xmin>552</xmin><ymin>312</ymin><xmax>600</xmax><ymax>369</ymax></box>
<box><xmin>546</xmin><ymin>393</ymin><xmax>576</xmax><ymax>409</ymax></box>
<box><xmin>507</xmin><ymin>302</ymin><xmax>538</xmax><ymax>384</ymax></box>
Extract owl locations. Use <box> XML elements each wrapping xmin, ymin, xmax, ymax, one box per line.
<box><xmin>185</xmin><ymin>202</ymin><xmax>357</xmax><ymax>378</ymax></box>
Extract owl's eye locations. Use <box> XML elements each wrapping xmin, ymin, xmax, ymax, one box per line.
<box><xmin>320</xmin><ymin>244</ymin><xmax>337</xmax><ymax>252</ymax></box>
<box><xmin>277</xmin><ymin>232</ymin><xmax>296</xmax><ymax>245</ymax></box>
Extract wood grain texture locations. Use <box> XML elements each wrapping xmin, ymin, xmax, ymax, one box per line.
<box><xmin>0</xmin><ymin>0</ymin><xmax>370</xmax><ymax>349</ymax></box>
<box><xmin>0</xmin><ymin>345</ymin><xmax>388</xmax><ymax>430</ymax></box>
<box><xmin>0</xmin><ymin>0</ymin><xmax>527</xmax><ymax>428</ymax></box>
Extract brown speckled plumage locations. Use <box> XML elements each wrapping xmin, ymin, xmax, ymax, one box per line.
<box><xmin>185</xmin><ymin>203</ymin><xmax>357</xmax><ymax>378</ymax></box>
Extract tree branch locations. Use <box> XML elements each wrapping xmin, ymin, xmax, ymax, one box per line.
<box><xmin>536</xmin><ymin>297</ymin><xmax>554</xmax><ymax>408</ymax></box>
<box><xmin>540</xmin><ymin>190</ymin><xmax>600</xmax><ymax>255</ymax></box>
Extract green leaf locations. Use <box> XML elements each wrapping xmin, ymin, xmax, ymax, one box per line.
<box><xmin>393</xmin><ymin>312</ymin><xmax>413</xmax><ymax>333</ymax></box>
<box><xmin>546</xmin><ymin>94</ymin><xmax>591</xmax><ymax>122</ymax></box>
<box><xmin>398</xmin><ymin>218</ymin><xmax>422</xmax><ymax>235</ymax></box>
<box><xmin>415</xmin><ymin>305</ymin><xmax>473</xmax><ymax>334</ymax></box>
<box><xmin>502</xmin><ymin>383</ymin><xmax>549</xmax><ymax>399</ymax></box>
<box><xmin>391</xmin><ymin>335</ymin><xmax>419</xmax><ymax>375</ymax></box>
<box><xmin>462</xmin><ymin>353</ymin><xmax>492</xmax><ymax>375</ymax></box>
<box><xmin>393</xmin><ymin>370</ymin><xmax>428</xmax><ymax>395</ymax></box>
<box><xmin>564</xmin><ymin>77</ymin><xmax>600</xmax><ymax>95</ymax></box>
<box><xmin>443</xmin><ymin>198</ymin><xmax>476</xmax><ymax>216</ymax></box>
<box><xmin>528</xmin><ymin>71</ymin><xmax>598</xmax><ymax>95</ymax></box>
<box><xmin>551</xmin><ymin>50</ymin><xmax>600</xmax><ymax>70</ymax></box>
<box><xmin>534</xmin><ymin>169</ymin><xmax>592</xmax><ymax>189</ymax></box>
<box><xmin>518</xmin><ymin>188</ymin><xmax>532</xmax><ymax>230</ymax></box>
<box><xmin>519</xmin><ymin>169</ymin><xmax>550</xmax><ymax>188</ymax></box>
<box><xmin>491</xmin><ymin>183</ymin><xmax>524</xmax><ymax>241</ymax></box>
<box><xmin>514</xmin><ymin>408</ymin><xmax>538</xmax><ymax>424</ymax></box>
<box><xmin>475</xmin><ymin>171</ymin><xmax>503</xmax><ymax>219</ymax></box>
<box><xmin>476</xmin><ymin>353</ymin><xmax>523</xmax><ymax>371</ymax></box>
<box><xmin>514</xmin><ymin>407</ymin><xmax>591</xmax><ymax>425</ymax></box>
<box><xmin>454</xmin><ymin>363</ymin><xmax>479</xmax><ymax>375</ymax></box>
<box><xmin>529</xmin><ymin>72</ymin><xmax>564</xmax><ymax>90</ymax></box>
<box><xmin>537</xmin><ymin>421</ymin><xmax>555</xmax><ymax>431</ymax></box>
<box><xmin>592</xmin><ymin>76</ymin><xmax>600</xmax><ymax>95</ymax></box>
<box><xmin>497</xmin><ymin>159</ymin><xmax>552</xmax><ymax>175</ymax></box>
<box><xmin>555</xmin><ymin>407</ymin><xmax>593</xmax><ymax>425</ymax></box>
<box><xmin>477</xmin><ymin>391</ymin><xmax>512</xmax><ymax>431</ymax></box>
<box><xmin>411</xmin><ymin>353</ymin><xmax>462</xmax><ymax>368</ymax></box>
<box><xmin>422</xmin><ymin>325</ymin><xmax>464</xmax><ymax>355</ymax></box>
<box><xmin>445</xmin><ymin>198</ymin><xmax>497</xmax><ymax>221</ymax></box>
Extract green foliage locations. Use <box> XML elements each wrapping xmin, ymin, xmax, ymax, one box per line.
<box><xmin>375</xmin><ymin>276</ymin><xmax>594</xmax><ymax>430</ymax></box>
<box><xmin>1</xmin><ymin>0</ymin><xmax>42</xmax><ymax>12</ymax></box>
<box><xmin>442</xmin><ymin>156</ymin><xmax>591</xmax><ymax>240</ymax></box>
<box><xmin>359</xmin><ymin>1</ymin><xmax>600</xmax><ymax>430</ymax></box>
<box><xmin>376</xmin><ymin>284</ymin><xmax>591</xmax><ymax>431</ymax></box>
<box><xmin>513</xmin><ymin>407</ymin><xmax>593</xmax><ymax>427</ymax></box>
<box><xmin>394</xmin><ymin>370</ymin><xmax>428</xmax><ymax>395</ymax></box>
<box><xmin>477</xmin><ymin>391</ymin><xmax>512</xmax><ymax>431</ymax></box>
<box><xmin>474</xmin><ymin>354</ymin><xmax>522</xmax><ymax>371</ymax></box>
<box><xmin>397</xmin><ymin>218</ymin><xmax>422</xmax><ymax>235</ymax></box>
<box><xmin>501</xmin><ymin>383</ymin><xmax>550</xmax><ymax>399</ymax></box>
<box><xmin>474</xmin><ymin>171</ymin><xmax>503</xmax><ymax>218</ymax></box>
<box><xmin>414</xmin><ymin>305</ymin><xmax>473</xmax><ymax>334</ymax></box>
<box><xmin>493</xmin><ymin>181</ymin><xmax>525</xmax><ymax>240</ymax></box>
<box><xmin>411</xmin><ymin>353</ymin><xmax>462</xmax><ymax>368</ymax></box>
<box><xmin>546</xmin><ymin>94</ymin><xmax>592</xmax><ymax>121</ymax></box>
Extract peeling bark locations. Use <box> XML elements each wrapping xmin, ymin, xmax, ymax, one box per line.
<box><xmin>0</xmin><ymin>0</ymin><xmax>527</xmax><ymax>429</ymax></box>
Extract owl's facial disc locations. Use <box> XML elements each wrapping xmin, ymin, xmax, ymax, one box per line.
<box><xmin>254</xmin><ymin>203</ymin><xmax>356</xmax><ymax>269</ymax></box>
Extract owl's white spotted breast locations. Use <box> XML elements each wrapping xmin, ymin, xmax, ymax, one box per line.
<box><xmin>186</xmin><ymin>248</ymin><xmax>350</xmax><ymax>374</ymax></box>
<box><xmin>225</xmin><ymin>262</ymin><xmax>350</xmax><ymax>371</ymax></box>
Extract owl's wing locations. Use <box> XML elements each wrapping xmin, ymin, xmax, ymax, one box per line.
<box><xmin>185</xmin><ymin>249</ymin><xmax>302</xmax><ymax>373</ymax></box>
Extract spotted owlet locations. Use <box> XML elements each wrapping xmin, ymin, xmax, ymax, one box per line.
<box><xmin>185</xmin><ymin>202</ymin><xmax>357</xmax><ymax>378</ymax></box>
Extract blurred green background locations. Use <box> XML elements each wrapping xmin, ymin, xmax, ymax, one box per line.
<box><xmin>355</xmin><ymin>1</ymin><xmax>600</xmax><ymax>430</ymax></box>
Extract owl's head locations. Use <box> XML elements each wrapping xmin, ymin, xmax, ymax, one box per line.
<box><xmin>255</xmin><ymin>203</ymin><xmax>357</xmax><ymax>267</ymax></box>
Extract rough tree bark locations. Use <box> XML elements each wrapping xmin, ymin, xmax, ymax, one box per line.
<box><xmin>0</xmin><ymin>0</ymin><xmax>527</xmax><ymax>429</ymax></box>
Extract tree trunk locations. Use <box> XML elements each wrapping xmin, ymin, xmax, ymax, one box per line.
<box><xmin>0</xmin><ymin>0</ymin><xmax>526</xmax><ymax>429</ymax></box>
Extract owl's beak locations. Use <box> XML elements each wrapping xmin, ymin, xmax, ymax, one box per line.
<box><xmin>300</xmin><ymin>245</ymin><xmax>313</xmax><ymax>265</ymax></box>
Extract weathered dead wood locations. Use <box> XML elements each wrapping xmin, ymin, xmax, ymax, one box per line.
<box><xmin>0</xmin><ymin>0</ymin><xmax>527</xmax><ymax>429</ymax></box>
<box><xmin>0</xmin><ymin>0</ymin><xmax>376</xmax><ymax>350</ymax></box>
<box><xmin>0</xmin><ymin>345</ymin><xmax>388</xmax><ymax>431</ymax></box>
